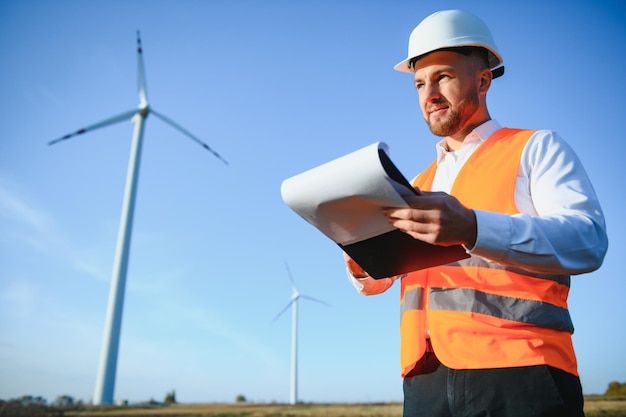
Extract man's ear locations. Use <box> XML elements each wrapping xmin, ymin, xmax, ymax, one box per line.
<box><xmin>478</xmin><ymin>68</ymin><xmax>492</xmax><ymax>94</ymax></box>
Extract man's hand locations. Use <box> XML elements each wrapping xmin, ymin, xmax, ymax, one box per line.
<box><xmin>343</xmin><ymin>252</ymin><xmax>399</xmax><ymax>295</ymax></box>
<box><xmin>383</xmin><ymin>191</ymin><xmax>477</xmax><ymax>247</ymax></box>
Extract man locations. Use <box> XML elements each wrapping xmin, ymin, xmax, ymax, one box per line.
<box><xmin>344</xmin><ymin>10</ymin><xmax>608</xmax><ymax>417</ymax></box>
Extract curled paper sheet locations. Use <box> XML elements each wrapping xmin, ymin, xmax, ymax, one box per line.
<box><xmin>281</xmin><ymin>142</ymin><xmax>468</xmax><ymax>278</ymax></box>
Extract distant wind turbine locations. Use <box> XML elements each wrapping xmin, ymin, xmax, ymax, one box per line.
<box><xmin>48</xmin><ymin>31</ymin><xmax>227</xmax><ymax>406</ymax></box>
<box><xmin>273</xmin><ymin>263</ymin><xmax>328</xmax><ymax>405</ymax></box>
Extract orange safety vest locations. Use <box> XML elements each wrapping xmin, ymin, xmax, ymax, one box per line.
<box><xmin>400</xmin><ymin>128</ymin><xmax>578</xmax><ymax>377</ymax></box>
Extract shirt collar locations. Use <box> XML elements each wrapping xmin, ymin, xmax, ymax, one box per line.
<box><xmin>435</xmin><ymin>120</ymin><xmax>502</xmax><ymax>163</ymax></box>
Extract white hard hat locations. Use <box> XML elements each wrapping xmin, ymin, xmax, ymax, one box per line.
<box><xmin>394</xmin><ymin>10</ymin><xmax>504</xmax><ymax>77</ymax></box>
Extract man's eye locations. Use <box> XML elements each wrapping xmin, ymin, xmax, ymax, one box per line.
<box><xmin>415</xmin><ymin>83</ymin><xmax>424</xmax><ymax>90</ymax></box>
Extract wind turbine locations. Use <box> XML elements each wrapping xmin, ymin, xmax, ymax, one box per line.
<box><xmin>273</xmin><ymin>263</ymin><xmax>328</xmax><ymax>405</ymax></box>
<box><xmin>48</xmin><ymin>32</ymin><xmax>227</xmax><ymax>406</ymax></box>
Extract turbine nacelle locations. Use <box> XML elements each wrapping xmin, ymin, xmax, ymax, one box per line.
<box><xmin>137</xmin><ymin>104</ymin><xmax>149</xmax><ymax>118</ymax></box>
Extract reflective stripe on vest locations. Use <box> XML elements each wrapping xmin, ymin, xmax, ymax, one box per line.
<box><xmin>399</xmin><ymin>128</ymin><xmax>579</xmax><ymax>377</ymax></box>
<box><xmin>401</xmin><ymin>286</ymin><xmax>425</xmax><ymax>314</ymax></box>
<box><xmin>429</xmin><ymin>287</ymin><xmax>574</xmax><ymax>332</ymax></box>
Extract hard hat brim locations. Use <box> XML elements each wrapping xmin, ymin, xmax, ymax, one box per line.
<box><xmin>393</xmin><ymin>45</ymin><xmax>503</xmax><ymax>74</ymax></box>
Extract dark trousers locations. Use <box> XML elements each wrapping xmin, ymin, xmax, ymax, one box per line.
<box><xmin>403</xmin><ymin>362</ymin><xmax>585</xmax><ymax>417</ymax></box>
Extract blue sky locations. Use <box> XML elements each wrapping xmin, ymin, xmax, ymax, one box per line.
<box><xmin>1</xmin><ymin>0</ymin><xmax>625</xmax><ymax>405</ymax></box>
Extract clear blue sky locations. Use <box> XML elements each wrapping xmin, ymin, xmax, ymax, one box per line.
<box><xmin>1</xmin><ymin>0</ymin><xmax>624</xmax><ymax>405</ymax></box>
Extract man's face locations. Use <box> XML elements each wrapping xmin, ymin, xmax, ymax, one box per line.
<box><xmin>413</xmin><ymin>50</ymin><xmax>482</xmax><ymax>138</ymax></box>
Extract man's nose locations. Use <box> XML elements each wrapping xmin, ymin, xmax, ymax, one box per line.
<box><xmin>422</xmin><ymin>83</ymin><xmax>440</xmax><ymax>102</ymax></box>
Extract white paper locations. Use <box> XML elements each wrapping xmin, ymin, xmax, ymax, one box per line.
<box><xmin>281</xmin><ymin>142</ymin><xmax>416</xmax><ymax>246</ymax></box>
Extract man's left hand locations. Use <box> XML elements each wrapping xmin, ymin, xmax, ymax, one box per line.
<box><xmin>383</xmin><ymin>191</ymin><xmax>477</xmax><ymax>248</ymax></box>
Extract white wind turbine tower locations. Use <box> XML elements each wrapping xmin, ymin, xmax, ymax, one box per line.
<box><xmin>48</xmin><ymin>32</ymin><xmax>227</xmax><ymax>405</ymax></box>
<box><xmin>273</xmin><ymin>263</ymin><xmax>328</xmax><ymax>405</ymax></box>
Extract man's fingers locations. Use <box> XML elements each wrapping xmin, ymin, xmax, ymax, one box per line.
<box><xmin>384</xmin><ymin>207</ymin><xmax>437</xmax><ymax>224</ymax></box>
<box><xmin>383</xmin><ymin>207</ymin><xmax>415</xmax><ymax>221</ymax></box>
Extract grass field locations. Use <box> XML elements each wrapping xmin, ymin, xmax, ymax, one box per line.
<box><xmin>57</xmin><ymin>397</ymin><xmax>626</xmax><ymax>417</ymax></box>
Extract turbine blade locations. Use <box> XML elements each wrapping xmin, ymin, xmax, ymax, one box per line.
<box><xmin>137</xmin><ymin>30</ymin><xmax>148</xmax><ymax>107</ymax></box>
<box><xmin>272</xmin><ymin>300</ymin><xmax>294</xmax><ymax>323</ymax></box>
<box><xmin>285</xmin><ymin>262</ymin><xmax>297</xmax><ymax>292</ymax></box>
<box><xmin>151</xmin><ymin>109</ymin><xmax>228</xmax><ymax>165</ymax></box>
<box><xmin>300</xmin><ymin>294</ymin><xmax>330</xmax><ymax>307</ymax></box>
<box><xmin>48</xmin><ymin>109</ymin><xmax>138</xmax><ymax>146</ymax></box>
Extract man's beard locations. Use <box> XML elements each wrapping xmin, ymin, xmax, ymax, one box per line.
<box><xmin>425</xmin><ymin>91</ymin><xmax>480</xmax><ymax>137</ymax></box>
